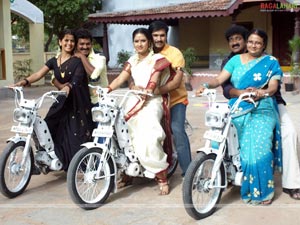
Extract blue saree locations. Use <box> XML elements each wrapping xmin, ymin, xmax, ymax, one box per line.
<box><xmin>224</xmin><ymin>54</ymin><xmax>282</xmax><ymax>204</ymax></box>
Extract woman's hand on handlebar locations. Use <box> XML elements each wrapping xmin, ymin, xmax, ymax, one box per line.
<box><xmin>130</xmin><ymin>85</ymin><xmax>143</xmax><ymax>91</ymax></box>
<box><xmin>241</xmin><ymin>87</ymin><xmax>268</xmax><ymax>101</ymax></box>
<box><xmin>61</xmin><ymin>85</ymin><xmax>70</xmax><ymax>96</ymax></box>
<box><xmin>9</xmin><ymin>79</ymin><xmax>28</xmax><ymax>88</ymax></box>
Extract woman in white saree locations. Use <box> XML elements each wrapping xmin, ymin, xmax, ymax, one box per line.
<box><xmin>108</xmin><ymin>28</ymin><xmax>172</xmax><ymax>195</ymax></box>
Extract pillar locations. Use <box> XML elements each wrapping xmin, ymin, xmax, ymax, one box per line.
<box><xmin>0</xmin><ymin>0</ymin><xmax>14</xmax><ymax>85</ymax></box>
<box><xmin>29</xmin><ymin>23</ymin><xmax>44</xmax><ymax>85</ymax></box>
<box><xmin>103</xmin><ymin>23</ymin><xmax>109</xmax><ymax>63</ymax></box>
<box><xmin>295</xmin><ymin>12</ymin><xmax>300</xmax><ymax>36</ymax></box>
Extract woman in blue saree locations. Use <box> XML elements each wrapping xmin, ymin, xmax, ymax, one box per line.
<box><xmin>196</xmin><ymin>29</ymin><xmax>282</xmax><ymax>205</ymax></box>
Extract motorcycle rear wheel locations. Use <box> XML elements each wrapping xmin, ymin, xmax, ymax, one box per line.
<box><xmin>182</xmin><ymin>153</ymin><xmax>225</xmax><ymax>220</ymax></box>
<box><xmin>167</xmin><ymin>149</ymin><xmax>178</xmax><ymax>178</ymax></box>
<box><xmin>67</xmin><ymin>147</ymin><xmax>114</xmax><ymax>210</ymax></box>
<box><xmin>0</xmin><ymin>141</ymin><xmax>33</xmax><ymax>198</ymax></box>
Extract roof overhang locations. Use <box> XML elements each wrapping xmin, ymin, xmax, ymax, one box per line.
<box><xmin>88</xmin><ymin>0</ymin><xmax>299</xmax><ymax>25</ymax></box>
<box><xmin>10</xmin><ymin>0</ymin><xmax>44</xmax><ymax>24</ymax></box>
<box><xmin>89</xmin><ymin>0</ymin><xmax>242</xmax><ymax>25</ymax></box>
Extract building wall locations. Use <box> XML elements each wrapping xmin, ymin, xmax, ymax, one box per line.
<box><xmin>177</xmin><ymin>5</ymin><xmax>274</xmax><ymax>69</ymax></box>
<box><xmin>208</xmin><ymin>17</ymin><xmax>232</xmax><ymax>69</ymax></box>
<box><xmin>235</xmin><ymin>5</ymin><xmax>273</xmax><ymax>54</ymax></box>
<box><xmin>102</xmin><ymin>0</ymin><xmax>196</xmax><ymax>68</ymax></box>
<box><xmin>102</xmin><ymin>1</ymin><xmax>279</xmax><ymax>69</ymax></box>
<box><xmin>179</xmin><ymin>18</ymin><xmax>210</xmax><ymax>54</ymax></box>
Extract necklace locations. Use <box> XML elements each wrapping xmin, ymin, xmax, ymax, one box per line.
<box><xmin>59</xmin><ymin>54</ymin><xmax>70</xmax><ymax>78</ymax></box>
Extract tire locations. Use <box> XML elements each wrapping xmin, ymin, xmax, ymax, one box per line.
<box><xmin>67</xmin><ymin>147</ymin><xmax>115</xmax><ymax>210</ymax></box>
<box><xmin>0</xmin><ymin>141</ymin><xmax>33</xmax><ymax>198</ymax></box>
<box><xmin>182</xmin><ymin>153</ymin><xmax>225</xmax><ymax>220</ymax></box>
<box><xmin>167</xmin><ymin>149</ymin><xmax>178</xmax><ymax>178</ymax></box>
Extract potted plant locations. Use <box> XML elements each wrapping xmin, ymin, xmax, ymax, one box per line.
<box><xmin>286</xmin><ymin>35</ymin><xmax>300</xmax><ymax>91</ymax></box>
<box><xmin>182</xmin><ymin>47</ymin><xmax>197</xmax><ymax>91</ymax></box>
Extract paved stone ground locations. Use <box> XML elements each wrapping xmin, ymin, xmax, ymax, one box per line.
<box><xmin>0</xmin><ymin>84</ymin><xmax>300</xmax><ymax>225</ymax></box>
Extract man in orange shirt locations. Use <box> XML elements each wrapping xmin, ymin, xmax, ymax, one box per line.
<box><xmin>149</xmin><ymin>21</ymin><xmax>191</xmax><ymax>176</ymax></box>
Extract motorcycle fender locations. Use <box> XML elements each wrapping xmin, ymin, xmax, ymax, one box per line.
<box><xmin>196</xmin><ymin>147</ymin><xmax>218</xmax><ymax>155</ymax></box>
<box><xmin>7</xmin><ymin>136</ymin><xmax>27</xmax><ymax>143</ymax></box>
<box><xmin>80</xmin><ymin>142</ymin><xmax>105</xmax><ymax>149</ymax></box>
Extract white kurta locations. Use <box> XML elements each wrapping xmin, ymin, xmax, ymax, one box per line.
<box><xmin>279</xmin><ymin>104</ymin><xmax>300</xmax><ymax>189</ymax></box>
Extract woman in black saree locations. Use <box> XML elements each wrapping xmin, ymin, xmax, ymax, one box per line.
<box><xmin>15</xmin><ymin>29</ymin><xmax>93</xmax><ymax>170</ymax></box>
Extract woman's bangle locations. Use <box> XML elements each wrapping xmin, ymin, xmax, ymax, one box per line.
<box><xmin>146</xmin><ymin>81</ymin><xmax>157</xmax><ymax>90</ymax></box>
<box><xmin>202</xmin><ymin>83</ymin><xmax>209</xmax><ymax>88</ymax></box>
<box><xmin>23</xmin><ymin>78</ymin><xmax>30</xmax><ymax>86</ymax></box>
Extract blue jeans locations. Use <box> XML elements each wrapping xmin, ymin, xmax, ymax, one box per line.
<box><xmin>171</xmin><ymin>103</ymin><xmax>191</xmax><ymax>176</ymax></box>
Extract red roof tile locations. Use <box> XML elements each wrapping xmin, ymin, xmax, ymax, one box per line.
<box><xmin>88</xmin><ymin>0</ymin><xmax>295</xmax><ymax>24</ymax></box>
<box><xmin>89</xmin><ymin>0</ymin><xmax>241</xmax><ymax>24</ymax></box>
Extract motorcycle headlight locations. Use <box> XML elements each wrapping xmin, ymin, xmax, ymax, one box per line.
<box><xmin>92</xmin><ymin>107</ymin><xmax>111</xmax><ymax>123</ymax></box>
<box><xmin>13</xmin><ymin>108</ymin><xmax>32</xmax><ymax>125</ymax></box>
<box><xmin>205</xmin><ymin>111</ymin><xmax>224</xmax><ymax>128</ymax></box>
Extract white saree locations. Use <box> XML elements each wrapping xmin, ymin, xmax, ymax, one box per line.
<box><xmin>124</xmin><ymin>52</ymin><xmax>171</xmax><ymax>178</ymax></box>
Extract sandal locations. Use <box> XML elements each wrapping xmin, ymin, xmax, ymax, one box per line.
<box><xmin>283</xmin><ymin>188</ymin><xmax>300</xmax><ymax>200</ymax></box>
<box><xmin>117</xmin><ymin>174</ymin><xmax>133</xmax><ymax>189</ymax></box>
<box><xmin>155</xmin><ymin>170</ymin><xmax>169</xmax><ymax>195</ymax></box>
<box><xmin>260</xmin><ymin>199</ymin><xmax>272</xmax><ymax>205</ymax></box>
<box><xmin>156</xmin><ymin>178</ymin><xmax>169</xmax><ymax>195</ymax></box>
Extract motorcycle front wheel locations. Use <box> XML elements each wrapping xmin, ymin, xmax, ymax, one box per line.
<box><xmin>67</xmin><ymin>147</ymin><xmax>115</xmax><ymax>210</ymax></box>
<box><xmin>182</xmin><ymin>153</ymin><xmax>225</xmax><ymax>220</ymax></box>
<box><xmin>0</xmin><ymin>141</ymin><xmax>33</xmax><ymax>198</ymax></box>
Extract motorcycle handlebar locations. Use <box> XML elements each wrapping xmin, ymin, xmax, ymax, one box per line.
<box><xmin>5</xmin><ymin>86</ymin><xmax>67</xmax><ymax>109</ymax></box>
<box><xmin>89</xmin><ymin>85</ymin><xmax>153</xmax><ymax>103</ymax></box>
<box><xmin>194</xmin><ymin>88</ymin><xmax>269</xmax><ymax>110</ymax></box>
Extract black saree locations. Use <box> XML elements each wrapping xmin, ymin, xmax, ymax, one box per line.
<box><xmin>45</xmin><ymin>56</ymin><xmax>93</xmax><ymax>170</ymax></box>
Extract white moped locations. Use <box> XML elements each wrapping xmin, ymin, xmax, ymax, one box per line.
<box><xmin>0</xmin><ymin>86</ymin><xmax>66</xmax><ymax>198</ymax></box>
<box><xmin>67</xmin><ymin>86</ymin><xmax>178</xmax><ymax>210</ymax></box>
<box><xmin>182</xmin><ymin>89</ymin><xmax>258</xmax><ymax>220</ymax></box>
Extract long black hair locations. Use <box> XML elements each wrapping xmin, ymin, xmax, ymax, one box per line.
<box><xmin>132</xmin><ymin>27</ymin><xmax>152</xmax><ymax>42</ymax></box>
<box><xmin>58</xmin><ymin>29</ymin><xmax>74</xmax><ymax>41</ymax></box>
<box><xmin>58</xmin><ymin>29</ymin><xmax>75</xmax><ymax>51</ymax></box>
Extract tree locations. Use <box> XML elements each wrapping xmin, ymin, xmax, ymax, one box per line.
<box><xmin>11</xmin><ymin>0</ymin><xmax>102</xmax><ymax>52</ymax></box>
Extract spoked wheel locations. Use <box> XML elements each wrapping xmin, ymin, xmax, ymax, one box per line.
<box><xmin>67</xmin><ymin>147</ymin><xmax>115</xmax><ymax>210</ymax></box>
<box><xmin>182</xmin><ymin>153</ymin><xmax>225</xmax><ymax>220</ymax></box>
<box><xmin>0</xmin><ymin>141</ymin><xmax>33</xmax><ymax>198</ymax></box>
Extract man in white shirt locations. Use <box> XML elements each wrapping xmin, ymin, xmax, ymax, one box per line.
<box><xmin>74</xmin><ymin>28</ymin><xmax>108</xmax><ymax>105</ymax></box>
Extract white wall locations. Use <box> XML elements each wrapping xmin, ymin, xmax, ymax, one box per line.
<box><xmin>102</xmin><ymin>0</ymin><xmax>197</xmax><ymax>67</ymax></box>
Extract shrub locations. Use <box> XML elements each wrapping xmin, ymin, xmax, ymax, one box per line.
<box><xmin>182</xmin><ymin>47</ymin><xmax>196</xmax><ymax>76</ymax></box>
<box><xmin>13</xmin><ymin>59</ymin><xmax>32</xmax><ymax>82</ymax></box>
<box><xmin>117</xmin><ymin>50</ymin><xmax>131</xmax><ymax>68</ymax></box>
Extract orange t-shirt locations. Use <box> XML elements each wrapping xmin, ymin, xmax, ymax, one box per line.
<box><xmin>160</xmin><ymin>44</ymin><xmax>188</xmax><ymax>107</ymax></box>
